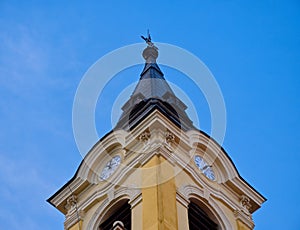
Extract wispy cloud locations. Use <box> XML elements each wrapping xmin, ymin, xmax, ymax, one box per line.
<box><xmin>0</xmin><ymin>153</ymin><xmax>59</xmax><ymax>230</ymax></box>
<box><xmin>0</xmin><ymin>24</ymin><xmax>49</xmax><ymax>94</ymax></box>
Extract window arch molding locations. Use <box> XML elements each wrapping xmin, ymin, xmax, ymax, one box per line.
<box><xmin>177</xmin><ymin>185</ymin><xmax>233</xmax><ymax>230</ymax></box>
<box><xmin>87</xmin><ymin>187</ymin><xmax>141</xmax><ymax>230</ymax></box>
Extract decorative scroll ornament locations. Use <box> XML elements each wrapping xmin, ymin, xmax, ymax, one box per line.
<box><xmin>139</xmin><ymin>130</ymin><xmax>151</xmax><ymax>149</ymax></box>
<box><xmin>240</xmin><ymin>195</ymin><xmax>252</xmax><ymax>213</ymax></box>
<box><xmin>165</xmin><ymin>131</ymin><xmax>175</xmax><ymax>144</ymax></box>
<box><xmin>65</xmin><ymin>195</ymin><xmax>77</xmax><ymax>212</ymax></box>
<box><xmin>139</xmin><ymin>130</ymin><xmax>151</xmax><ymax>142</ymax></box>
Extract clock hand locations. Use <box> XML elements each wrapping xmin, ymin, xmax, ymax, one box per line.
<box><xmin>202</xmin><ymin>165</ymin><xmax>210</xmax><ymax>170</ymax></box>
<box><xmin>107</xmin><ymin>160</ymin><xmax>113</xmax><ymax>169</ymax></box>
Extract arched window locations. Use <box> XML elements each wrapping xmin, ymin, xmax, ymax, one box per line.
<box><xmin>99</xmin><ymin>200</ymin><xmax>131</xmax><ymax>230</ymax></box>
<box><xmin>188</xmin><ymin>201</ymin><xmax>218</xmax><ymax>230</ymax></box>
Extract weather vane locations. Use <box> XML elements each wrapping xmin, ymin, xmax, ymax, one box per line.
<box><xmin>141</xmin><ymin>29</ymin><xmax>154</xmax><ymax>47</ymax></box>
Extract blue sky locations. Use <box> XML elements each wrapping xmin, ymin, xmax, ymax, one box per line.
<box><xmin>0</xmin><ymin>1</ymin><xmax>299</xmax><ymax>229</ymax></box>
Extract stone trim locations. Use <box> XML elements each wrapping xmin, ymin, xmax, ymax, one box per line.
<box><xmin>178</xmin><ymin>184</ymin><xmax>233</xmax><ymax>230</ymax></box>
<box><xmin>86</xmin><ymin>187</ymin><xmax>141</xmax><ymax>230</ymax></box>
<box><xmin>234</xmin><ymin>209</ymin><xmax>254</xmax><ymax>229</ymax></box>
<box><xmin>64</xmin><ymin>210</ymin><xmax>85</xmax><ymax>230</ymax></box>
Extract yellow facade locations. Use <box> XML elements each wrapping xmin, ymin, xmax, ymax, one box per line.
<box><xmin>48</xmin><ymin>42</ymin><xmax>266</xmax><ymax>230</ymax></box>
<box><xmin>142</xmin><ymin>155</ymin><xmax>178</xmax><ymax>230</ymax></box>
<box><xmin>68</xmin><ymin>220</ymin><xmax>82</xmax><ymax>230</ymax></box>
<box><xmin>47</xmin><ymin>110</ymin><xmax>266</xmax><ymax>230</ymax></box>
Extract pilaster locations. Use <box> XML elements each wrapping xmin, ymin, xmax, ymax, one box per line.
<box><xmin>142</xmin><ymin>155</ymin><xmax>178</xmax><ymax>230</ymax></box>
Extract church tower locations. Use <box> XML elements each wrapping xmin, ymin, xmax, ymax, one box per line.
<box><xmin>48</xmin><ymin>39</ymin><xmax>266</xmax><ymax>230</ymax></box>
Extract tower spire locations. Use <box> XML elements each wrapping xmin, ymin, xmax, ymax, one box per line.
<box><xmin>115</xmin><ymin>35</ymin><xmax>194</xmax><ymax>131</ymax></box>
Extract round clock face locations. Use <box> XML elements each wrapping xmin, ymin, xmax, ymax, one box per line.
<box><xmin>194</xmin><ymin>155</ymin><xmax>215</xmax><ymax>181</ymax></box>
<box><xmin>99</xmin><ymin>155</ymin><xmax>121</xmax><ymax>181</ymax></box>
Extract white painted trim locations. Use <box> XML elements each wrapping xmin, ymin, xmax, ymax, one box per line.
<box><xmin>178</xmin><ymin>184</ymin><xmax>233</xmax><ymax>230</ymax></box>
<box><xmin>86</xmin><ymin>187</ymin><xmax>141</xmax><ymax>230</ymax></box>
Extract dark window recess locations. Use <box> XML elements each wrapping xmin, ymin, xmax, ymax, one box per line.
<box><xmin>99</xmin><ymin>202</ymin><xmax>131</xmax><ymax>230</ymax></box>
<box><xmin>188</xmin><ymin>202</ymin><xmax>218</xmax><ymax>230</ymax></box>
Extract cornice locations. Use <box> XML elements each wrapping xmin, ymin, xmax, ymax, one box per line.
<box><xmin>49</xmin><ymin>110</ymin><xmax>265</xmax><ymax>218</ymax></box>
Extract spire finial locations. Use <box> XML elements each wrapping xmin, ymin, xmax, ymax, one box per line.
<box><xmin>141</xmin><ymin>29</ymin><xmax>155</xmax><ymax>47</ymax></box>
<box><xmin>141</xmin><ymin>30</ymin><xmax>158</xmax><ymax>63</ymax></box>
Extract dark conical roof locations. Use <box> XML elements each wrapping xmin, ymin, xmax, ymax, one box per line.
<box><xmin>115</xmin><ymin>44</ymin><xmax>193</xmax><ymax>131</ymax></box>
<box><xmin>131</xmin><ymin>47</ymin><xmax>174</xmax><ymax>100</ymax></box>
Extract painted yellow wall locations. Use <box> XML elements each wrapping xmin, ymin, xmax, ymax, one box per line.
<box><xmin>237</xmin><ymin>219</ymin><xmax>252</xmax><ymax>230</ymax></box>
<box><xmin>142</xmin><ymin>155</ymin><xmax>178</xmax><ymax>230</ymax></box>
<box><xmin>215</xmin><ymin>198</ymin><xmax>238</xmax><ymax>229</ymax></box>
<box><xmin>68</xmin><ymin>220</ymin><xmax>82</xmax><ymax>230</ymax></box>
